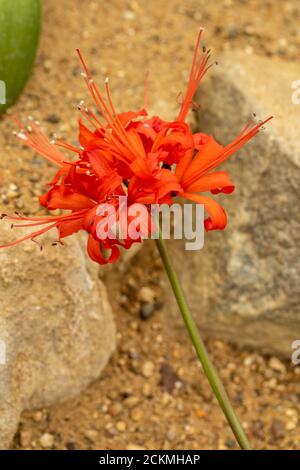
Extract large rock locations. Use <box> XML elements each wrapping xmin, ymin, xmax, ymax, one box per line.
<box><xmin>0</xmin><ymin>225</ymin><xmax>115</xmax><ymax>448</ymax></box>
<box><xmin>168</xmin><ymin>52</ymin><xmax>300</xmax><ymax>357</ymax></box>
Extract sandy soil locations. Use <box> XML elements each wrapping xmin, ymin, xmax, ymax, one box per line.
<box><xmin>0</xmin><ymin>0</ymin><xmax>299</xmax><ymax>450</ymax></box>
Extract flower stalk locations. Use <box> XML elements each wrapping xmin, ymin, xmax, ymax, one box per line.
<box><xmin>155</xmin><ymin>230</ymin><xmax>251</xmax><ymax>450</ymax></box>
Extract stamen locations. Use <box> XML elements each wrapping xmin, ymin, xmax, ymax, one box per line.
<box><xmin>177</xmin><ymin>28</ymin><xmax>213</xmax><ymax>122</ymax></box>
<box><xmin>31</xmin><ymin>238</ymin><xmax>43</xmax><ymax>251</ymax></box>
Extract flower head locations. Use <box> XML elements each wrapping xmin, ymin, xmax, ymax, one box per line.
<box><xmin>1</xmin><ymin>29</ymin><xmax>272</xmax><ymax>264</ymax></box>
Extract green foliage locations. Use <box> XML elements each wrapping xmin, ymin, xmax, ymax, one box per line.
<box><xmin>0</xmin><ymin>0</ymin><xmax>41</xmax><ymax>115</ymax></box>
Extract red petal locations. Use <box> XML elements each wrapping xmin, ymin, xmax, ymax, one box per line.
<box><xmin>117</xmin><ymin>108</ymin><xmax>147</xmax><ymax>127</ymax></box>
<box><xmin>42</xmin><ymin>187</ymin><xmax>95</xmax><ymax>211</ymax></box>
<box><xmin>180</xmin><ymin>135</ymin><xmax>224</xmax><ymax>185</ymax></box>
<box><xmin>184</xmin><ymin>170</ymin><xmax>235</xmax><ymax>194</ymax></box>
<box><xmin>57</xmin><ymin>217</ymin><xmax>84</xmax><ymax>239</ymax></box>
<box><xmin>183</xmin><ymin>192</ymin><xmax>227</xmax><ymax>231</ymax></box>
<box><xmin>78</xmin><ymin>119</ymin><xmax>95</xmax><ymax>147</ymax></box>
<box><xmin>87</xmin><ymin>234</ymin><xmax>120</xmax><ymax>265</ymax></box>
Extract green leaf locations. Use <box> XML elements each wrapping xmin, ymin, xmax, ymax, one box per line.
<box><xmin>0</xmin><ymin>0</ymin><xmax>41</xmax><ymax>115</ymax></box>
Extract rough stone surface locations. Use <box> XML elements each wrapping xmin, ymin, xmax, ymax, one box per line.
<box><xmin>0</xmin><ymin>225</ymin><xmax>115</xmax><ymax>449</ymax></box>
<box><xmin>169</xmin><ymin>52</ymin><xmax>300</xmax><ymax>357</ymax></box>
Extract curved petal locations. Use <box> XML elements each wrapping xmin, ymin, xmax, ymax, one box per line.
<box><xmin>193</xmin><ymin>132</ymin><xmax>210</xmax><ymax>150</ymax></box>
<box><xmin>87</xmin><ymin>234</ymin><xmax>120</xmax><ymax>265</ymax></box>
<box><xmin>181</xmin><ymin>135</ymin><xmax>224</xmax><ymax>185</ymax></box>
<box><xmin>184</xmin><ymin>171</ymin><xmax>235</xmax><ymax>194</ymax></box>
<box><xmin>40</xmin><ymin>187</ymin><xmax>95</xmax><ymax>211</ymax></box>
<box><xmin>183</xmin><ymin>192</ymin><xmax>227</xmax><ymax>231</ymax></box>
<box><xmin>117</xmin><ymin>108</ymin><xmax>147</xmax><ymax>127</ymax></box>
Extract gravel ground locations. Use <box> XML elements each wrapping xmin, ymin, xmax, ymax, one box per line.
<box><xmin>0</xmin><ymin>0</ymin><xmax>299</xmax><ymax>450</ymax></box>
<box><xmin>13</xmin><ymin>245</ymin><xmax>300</xmax><ymax>450</ymax></box>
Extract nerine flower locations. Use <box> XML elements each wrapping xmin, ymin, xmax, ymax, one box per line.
<box><xmin>1</xmin><ymin>29</ymin><xmax>271</xmax><ymax>264</ymax></box>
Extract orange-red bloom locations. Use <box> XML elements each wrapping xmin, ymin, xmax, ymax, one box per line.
<box><xmin>0</xmin><ymin>29</ymin><xmax>272</xmax><ymax>264</ymax></box>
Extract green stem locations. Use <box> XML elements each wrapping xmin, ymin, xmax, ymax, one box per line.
<box><xmin>155</xmin><ymin>233</ymin><xmax>251</xmax><ymax>450</ymax></box>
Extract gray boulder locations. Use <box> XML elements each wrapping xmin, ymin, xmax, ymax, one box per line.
<box><xmin>0</xmin><ymin>225</ymin><xmax>115</xmax><ymax>448</ymax></box>
<box><xmin>168</xmin><ymin>51</ymin><xmax>300</xmax><ymax>357</ymax></box>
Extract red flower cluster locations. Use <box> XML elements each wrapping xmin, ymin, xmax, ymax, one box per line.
<box><xmin>1</xmin><ymin>30</ymin><xmax>271</xmax><ymax>264</ymax></box>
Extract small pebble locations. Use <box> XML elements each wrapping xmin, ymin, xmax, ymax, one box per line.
<box><xmin>123</xmin><ymin>10</ymin><xmax>135</xmax><ymax>20</ymax></box>
<box><xmin>271</xmin><ymin>419</ymin><xmax>285</xmax><ymax>439</ymax></box>
<box><xmin>33</xmin><ymin>411</ymin><xmax>43</xmax><ymax>423</ymax></box>
<box><xmin>39</xmin><ymin>433</ymin><xmax>54</xmax><ymax>449</ymax></box>
<box><xmin>140</xmin><ymin>303</ymin><xmax>155</xmax><ymax>320</ymax></box>
<box><xmin>116</xmin><ymin>421</ymin><xmax>127</xmax><ymax>432</ymax></box>
<box><xmin>269</xmin><ymin>357</ymin><xmax>286</xmax><ymax>374</ymax></box>
<box><xmin>65</xmin><ymin>441</ymin><xmax>76</xmax><ymax>450</ymax></box>
<box><xmin>131</xmin><ymin>407</ymin><xmax>143</xmax><ymax>422</ymax></box>
<box><xmin>126</xmin><ymin>444</ymin><xmax>146</xmax><ymax>450</ymax></box>
<box><xmin>105</xmin><ymin>425</ymin><xmax>117</xmax><ymax>438</ymax></box>
<box><xmin>138</xmin><ymin>287</ymin><xmax>156</xmax><ymax>304</ymax></box>
<box><xmin>226</xmin><ymin>24</ymin><xmax>239</xmax><ymax>39</ymax></box>
<box><xmin>43</xmin><ymin>60</ymin><xmax>52</xmax><ymax>72</ymax></box>
<box><xmin>142</xmin><ymin>383</ymin><xmax>152</xmax><ymax>398</ymax></box>
<box><xmin>46</xmin><ymin>113</ymin><xmax>60</xmax><ymax>124</ymax></box>
<box><xmin>141</xmin><ymin>361</ymin><xmax>155</xmax><ymax>378</ymax></box>
<box><xmin>286</xmin><ymin>421</ymin><xmax>297</xmax><ymax>431</ymax></box>
<box><xmin>84</xmin><ymin>429</ymin><xmax>98</xmax><ymax>442</ymax></box>
<box><xmin>109</xmin><ymin>402</ymin><xmax>122</xmax><ymax>417</ymax></box>
<box><xmin>19</xmin><ymin>430</ymin><xmax>32</xmax><ymax>448</ymax></box>
<box><xmin>124</xmin><ymin>396</ymin><xmax>140</xmax><ymax>408</ymax></box>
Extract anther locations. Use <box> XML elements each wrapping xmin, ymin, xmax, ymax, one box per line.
<box><xmin>16</xmin><ymin>132</ymin><xmax>27</xmax><ymax>141</ymax></box>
